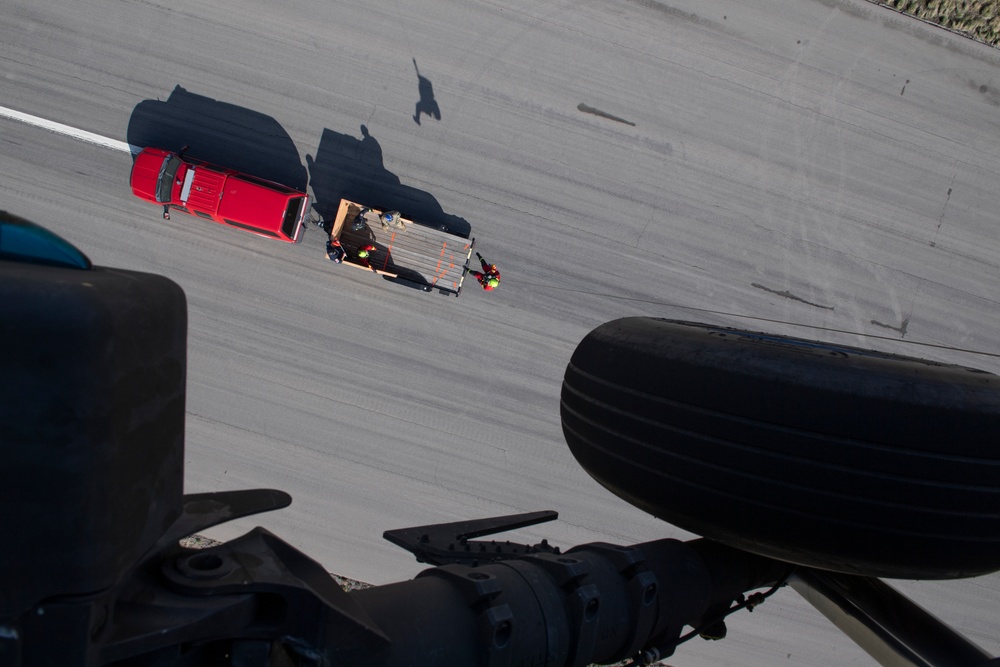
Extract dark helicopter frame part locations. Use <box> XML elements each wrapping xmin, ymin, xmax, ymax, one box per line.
<box><xmin>4</xmin><ymin>224</ymin><xmax>998</xmax><ymax>667</ymax></box>
<box><xmin>789</xmin><ymin>569</ymin><xmax>995</xmax><ymax>667</ymax></box>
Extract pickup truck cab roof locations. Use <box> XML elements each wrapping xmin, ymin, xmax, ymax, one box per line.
<box><xmin>130</xmin><ymin>147</ymin><xmax>309</xmax><ymax>243</ymax></box>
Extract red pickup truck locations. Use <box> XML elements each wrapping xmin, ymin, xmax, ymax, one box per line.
<box><xmin>130</xmin><ymin>147</ymin><xmax>309</xmax><ymax>243</ymax></box>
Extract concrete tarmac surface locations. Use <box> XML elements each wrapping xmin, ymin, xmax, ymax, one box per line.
<box><xmin>2</xmin><ymin>0</ymin><xmax>999</xmax><ymax>663</ymax></box>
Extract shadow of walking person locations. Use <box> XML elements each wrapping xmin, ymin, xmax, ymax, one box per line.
<box><xmin>412</xmin><ymin>58</ymin><xmax>441</xmax><ymax>125</ymax></box>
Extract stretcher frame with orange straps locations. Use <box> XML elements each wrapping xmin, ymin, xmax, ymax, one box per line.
<box><xmin>327</xmin><ymin>199</ymin><xmax>474</xmax><ymax>296</ymax></box>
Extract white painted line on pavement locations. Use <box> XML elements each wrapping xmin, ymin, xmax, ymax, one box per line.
<box><xmin>0</xmin><ymin>105</ymin><xmax>140</xmax><ymax>155</ymax></box>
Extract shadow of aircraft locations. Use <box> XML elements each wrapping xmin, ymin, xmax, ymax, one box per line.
<box><xmin>306</xmin><ymin>125</ymin><xmax>470</xmax><ymax>238</ymax></box>
<box><xmin>126</xmin><ymin>85</ymin><xmax>307</xmax><ymax>191</ymax></box>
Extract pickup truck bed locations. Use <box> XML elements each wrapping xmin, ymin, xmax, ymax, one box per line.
<box><xmin>328</xmin><ymin>199</ymin><xmax>474</xmax><ymax>296</ymax></box>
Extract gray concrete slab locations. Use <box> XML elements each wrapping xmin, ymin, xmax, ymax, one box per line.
<box><xmin>2</xmin><ymin>0</ymin><xmax>998</xmax><ymax>663</ymax></box>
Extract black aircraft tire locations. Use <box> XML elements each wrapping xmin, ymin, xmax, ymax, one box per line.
<box><xmin>560</xmin><ymin>317</ymin><xmax>1000</xmax><ymax>579</ymax></box>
